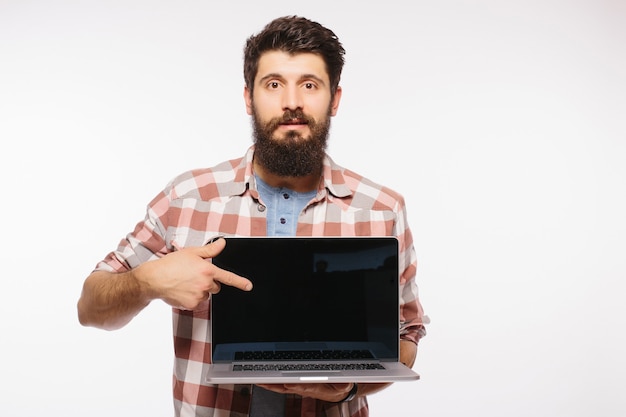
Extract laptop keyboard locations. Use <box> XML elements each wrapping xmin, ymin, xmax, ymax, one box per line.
<box><xmin>234</xmin><ymin>349</ymin><xmax>375</xmax><ymax>361</ymax></box>
<box><xmin>233</xmin><ymin>363</ymin><xmax>385</xmax><ymax>371</ymax></box>
<box><xmin>231</xmin><ymin>350</ymin><xmax>384</xmax><ymax>372</ymax></box>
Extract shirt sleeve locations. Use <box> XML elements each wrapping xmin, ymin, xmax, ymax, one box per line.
<box><xmin>396</xmin><ymin>198</ymin><xmax>428</xmax><ymax>344</ymax></box>
<box><xmin>94</xmin><ymin>185</ymin><xmax>173</xmax><ymax>273</ymax></box>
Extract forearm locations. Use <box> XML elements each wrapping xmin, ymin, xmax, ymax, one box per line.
<box><xmin>355</xmin><ymin>339</ymin><xmax>418</xmax><ymax>397</ymax></box>
<box><xmin>77</xmin><ymin>269</ymin><xmax>152</xmax><ymax>331</ymax></box>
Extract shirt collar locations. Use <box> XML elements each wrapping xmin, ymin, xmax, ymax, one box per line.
<box><xmin>226</xmin><ymin>145</ymin><xmax>352</xmax><ymax>199</ymax></box>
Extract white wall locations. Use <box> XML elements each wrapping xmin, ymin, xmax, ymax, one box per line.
<box><xmin>1</xmin><ymin>1</ymin><xmax>625</xmax><ymax>416</ymax></box>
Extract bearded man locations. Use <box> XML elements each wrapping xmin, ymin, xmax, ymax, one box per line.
<box><xmin>78</xmin><ymin>15</ymin><xmax>427</xmax><ymax>417</ymax></box>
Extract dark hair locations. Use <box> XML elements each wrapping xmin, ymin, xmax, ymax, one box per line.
<box><xmin>243</xmin><ymin>16</ymin><xmax>345</xmax><ymax>96</ymax></box>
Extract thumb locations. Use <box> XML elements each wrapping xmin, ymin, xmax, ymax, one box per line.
<box><xmin>193</xmin><ymin>237</ymin><xmax>227</xmax><ymax>259</ymax></box>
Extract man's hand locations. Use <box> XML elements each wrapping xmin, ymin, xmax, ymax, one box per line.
<box><xmin>134</xmin><ymin>238</ymin><xmax>253</xmax><ymax>310</ymax></box>
<box><xmin>255</xmin><ymin>383</ymin><xmax>355</xmax><ymax>403</ymax></box>
<box><xmin>254</xmin><ymin>341</ymin><xmax>417</xmax><ymax>402</ymax></box>
<box><xmin>78</xmin><ymin>238</ymin><xmax>253</xmax><ymax>330</ymax></box>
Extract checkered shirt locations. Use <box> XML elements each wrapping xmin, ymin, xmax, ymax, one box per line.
<box><xmin>95</xmin><ymin>146</ymin><xmax>427</xmax><ymax>417</ymax></box>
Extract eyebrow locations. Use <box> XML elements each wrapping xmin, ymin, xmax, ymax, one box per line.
<box><xmin>258</xmin><ymin>73</ymin><xmax>327</xmax><ymax>86</ymax></box>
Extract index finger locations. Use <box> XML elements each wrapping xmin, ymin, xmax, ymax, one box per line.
<box><xmin>212</xmin><ymin>266</ymin><xmax>253</xmax><ymax>292</ymax></box>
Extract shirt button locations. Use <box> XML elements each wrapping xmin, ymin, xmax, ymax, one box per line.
<box><xmin>280</xmin><ymin>218</ymin><xmax>286</xmax><ymax>224</ymax></box>
<box><xmin>258</xmin><ymin>204</ymin><xmax>266</xmax><ymax>212</ymax></box>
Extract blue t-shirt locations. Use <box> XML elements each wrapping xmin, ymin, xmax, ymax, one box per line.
<box><xmin>255</xmin><ymin>175</ymin><xmax>317</xmax><ymax>237</ymax></box>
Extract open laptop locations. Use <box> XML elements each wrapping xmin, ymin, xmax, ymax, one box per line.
<box><xmin>205</xmin><ymin>236</ymin><xmax>420</xmax><ymax>384</ymax></box>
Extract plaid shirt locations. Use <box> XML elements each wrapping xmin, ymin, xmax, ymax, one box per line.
<box><xmin>96</xmin><ymin>146</ymin><xmax>426</xmax><ymax>417</ymax></box>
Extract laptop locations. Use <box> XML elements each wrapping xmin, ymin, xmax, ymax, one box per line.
<box><xmin>205</xmin><ymin>236</ymin><xmax>420</xmax><ymax>384</ymax></box>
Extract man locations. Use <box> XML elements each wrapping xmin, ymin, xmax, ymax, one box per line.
<box><xmin>78</xmin><ymin>15</ymin><xmax>427</xmax><ymax>417</ymax></box>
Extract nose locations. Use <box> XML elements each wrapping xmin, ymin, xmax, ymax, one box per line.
<box><xmin>281</xmin><ymin>85</ymin><xmax>303</xmax><ymax>111</ymax></box>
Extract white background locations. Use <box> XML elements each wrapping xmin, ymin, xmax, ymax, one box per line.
<box><xmin>1</xmin><ymin>1</ymin><xmax>625</xmax><ymax>416</ymax></box>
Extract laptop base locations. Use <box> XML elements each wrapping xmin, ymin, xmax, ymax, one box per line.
<box><xmin>206</xmin><ymin>362</ymin><xmax>420</xmax><ymax>384</ymax></box>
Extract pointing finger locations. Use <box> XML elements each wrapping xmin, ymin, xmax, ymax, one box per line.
<box><xmin>213</xmin><ymin>268</ymin><xmax>253</xmax><ymax>292</ymax></box>
<box><xmin>192</xmin><ymin>237</ymin><xmax>253</xmax><ymax>291</ymax></box>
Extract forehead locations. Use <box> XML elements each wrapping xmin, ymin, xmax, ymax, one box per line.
<box><xmin>255</xmin><ymin>50</ymin><xmax>329</xmax><ymax>84</ymax></box>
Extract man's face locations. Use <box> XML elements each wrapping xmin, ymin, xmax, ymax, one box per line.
<box><xmin>245</xmin><ymin>51</ymin><xmax>342</xmax><ymax>177</ymax></box>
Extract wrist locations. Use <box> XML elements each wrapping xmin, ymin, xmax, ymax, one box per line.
<box><xmin>333</xmin><ymin>383</ymin><xmax>358</xmax><ymax>403</ymax></box>
<box><xmin>129</xmin><ymin>265</ymin><xmax>156</xmax><ymax>303</ymax></box>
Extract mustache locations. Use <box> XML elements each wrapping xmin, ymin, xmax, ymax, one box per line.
<box><xmin>266</xmin><ymin>110</ymin><xmax>315</xmax><ymax>130</ymax></box>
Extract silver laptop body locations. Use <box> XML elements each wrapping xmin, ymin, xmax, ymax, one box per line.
<box><xmin>205</xmin><ymin>236</ymin><xmax>420</xmax><ymax>384</ymax></box>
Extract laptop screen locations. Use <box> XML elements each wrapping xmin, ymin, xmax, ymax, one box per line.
<box><xmin>210</xmin><ymin>237</ymin><xmax>400</xmax><ymax>363</ymax></box>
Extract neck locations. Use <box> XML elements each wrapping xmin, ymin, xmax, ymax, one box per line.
<box><xmin>253</xmin><ymin>159</ymin><xmax>320</xmax><ymax>193</ymax></box>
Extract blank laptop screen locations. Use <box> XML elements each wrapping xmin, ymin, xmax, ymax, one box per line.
<box><xmin>210</xmin><ymin>237</ymin><xmax>400</xmax><ymax>363</ymax></box>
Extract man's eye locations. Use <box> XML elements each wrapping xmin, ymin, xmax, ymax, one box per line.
<box><xmin>269</xmin><ymin>82</ymin><xmax>280</xmax><ymax>89</ymax></box>
<box><xmin>304</xmin><ymin>83</ymin><xmax>315</xmax><ymax>89</ymax></box>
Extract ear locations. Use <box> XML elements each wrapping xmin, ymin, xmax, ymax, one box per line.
<box><xmin>244</xmin><ymin>86</ymin><xmax>253</xmax><ymax>115</ymax></box>
<box><xmin>330</xmin><ymin>86</ymin><xmax>342</xmax><ymax>117</ymax></box>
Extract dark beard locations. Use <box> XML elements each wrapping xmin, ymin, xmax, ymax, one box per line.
<box><xmin>252</xmin><ymin>106</ymin><xmax>331</xmax><ymax>177</ymax></box>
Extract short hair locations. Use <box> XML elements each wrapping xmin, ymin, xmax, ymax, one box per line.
<box><xmin>243</xmin><ymin>16</ymin><xmax>345</xmax><ymax>96</ymax></box>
